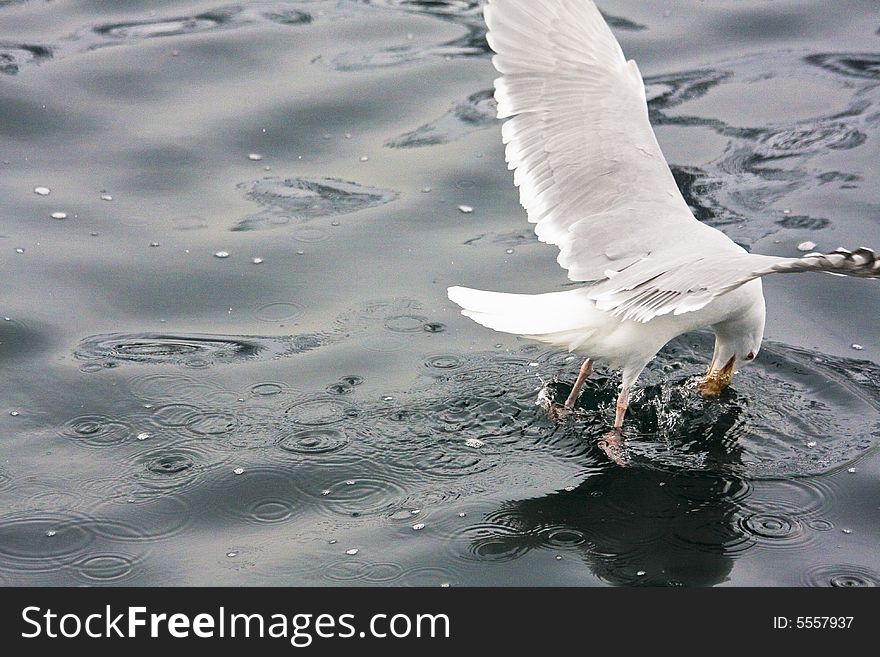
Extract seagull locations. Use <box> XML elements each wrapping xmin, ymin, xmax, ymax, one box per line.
<box><xmin>448</xmin><ymin>0</ymin><xmax>879</xmax><ymax>448</ymax></box>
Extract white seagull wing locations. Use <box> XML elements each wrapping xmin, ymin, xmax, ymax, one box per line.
<box><xmin>589</xmin><ymin>247</ymin><xmax>880</xmax><ymax>322</ymax></box>
<box><xmin>486</xmin><ymin>0</ymin><xmax>742</xmax><ymax>288</ymax></box>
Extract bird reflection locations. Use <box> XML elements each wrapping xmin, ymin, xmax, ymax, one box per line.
<box><xmin>471</xmin><ymin>379</ymin><xmax>753</xmax><ymax>586</ymax></box>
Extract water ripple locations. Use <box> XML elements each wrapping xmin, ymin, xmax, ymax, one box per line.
<box><xmin>0</xmin><ymin>512</ymin><xmax>95</xmax><ymax>573</ymax></box>
<box><xmin>803</xmin><ymin>564</ymin><xmax>880</xmax><ymax>587</ymax></box>
<box><xmin>76</xmin><ymin>332</ymin><xmax>330</xmax><ymax>366</ymax></box>
<box><xmin>235</xmin><ymin>177</ymin><xmax>398</xmax><ymax>232</ymax></box>
<box><xmin>0</xmin><ymin>42</ymin><xmax>52</xmax><ymax>75</ymax></box>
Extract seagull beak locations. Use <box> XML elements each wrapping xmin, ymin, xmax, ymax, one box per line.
<box><xmin>698</xmin><ymin>355</ymin><xmax>736</xmax><ymax>398</ymax></box>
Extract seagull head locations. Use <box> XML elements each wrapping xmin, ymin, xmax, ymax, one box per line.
<box><xmin>699</xmin><ymin>286</ymin><xmax>766</xmax><ymax>397</ymax></box>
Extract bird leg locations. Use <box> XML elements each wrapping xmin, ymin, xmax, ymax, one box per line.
<box><xmin>613</xmin><ymin>384</ymin><xmax>630</xmax><ymax>429</ymax></box>
<box><xmin>598</xmin><ymin>385</ymin><xmax>630</xmax><ymax>466</ymax></box>
<box><xmin>563</xmin><ymin>358</ymin><xmax>593</xmax><ymax>409</ymax></box>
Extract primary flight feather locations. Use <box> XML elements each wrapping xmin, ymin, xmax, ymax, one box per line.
<box><xmin>448</xmin><ymin>0</ymin><xmax>879</xmax><ymax>440</ymax></box>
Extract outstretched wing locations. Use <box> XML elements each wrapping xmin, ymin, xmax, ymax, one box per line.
<box><xmin>589</xmin><ymin>248</ymin><xmax>880</xmax><ymax>323</ymax></box>
<box><xmin>485</xmin><ymin>0</ymin><xmax>740</xmax><ymax>283</ymax></box>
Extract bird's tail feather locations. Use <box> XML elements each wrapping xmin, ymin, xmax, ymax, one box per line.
<box><xmin>447</xmin><ymin>286</ymin><xmax>597</xmax><ymax>338</ymax></box>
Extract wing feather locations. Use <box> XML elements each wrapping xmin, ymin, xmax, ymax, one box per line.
<box><xmin>486</xmin><ymin>0</ymin><xmax>740</xmax><ymax>287</ymax></box>
<box><xmin>589</xmin><ymin>248</ymin><xmax>880</xmax><ymax>322</ymax></box>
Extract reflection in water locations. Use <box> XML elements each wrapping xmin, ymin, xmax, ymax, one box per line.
<box><xmin>468</xmin><ymin>467</ymin><xmax>748</xmax><ymax>586</ymax></box>
<box><xmin>647</xmin><ymin>51</ymin><xmax>880</xmax><ymax>245</ymax></box>
<box><xmin>0</xmin><ymin>42</ymin><xmax>52</xmax><ymax>75</ymax></box>
<box><xmin>333</xmin><ymin>1</ymin><xmax>645</xmax><ymax>71</ymax></box>
<box><xmin>386</xmin><ymin>89</ymin><xmax>497</xmax><ymax>148</ymax></box>
<box><xmin>235</xmin><ymin>176</ymin><xmax>398</xmax><ymax>232</ymax></box>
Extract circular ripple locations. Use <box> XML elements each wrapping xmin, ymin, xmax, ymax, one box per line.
<box><xmin>73</xmin><ymin>553</ymin><xmax>139</xmax><ymax>582</ymax></box>
<box><xmin>133</xmin><ymin>442</ymin><xmax>227</xmax><ymax>494</ymax></box>
<box><xmin>0</xmin><ymin>513</ymin><xmax>95</xmax><ymax>573</ymax></box>
<box><xmin>188</xmin><ymin>411</ymin><xmax>239</xmax><ymax>436</ymax></box>
<box><xmin>255</xmin><ymin>302</ymin><xmax>302</xmax><ymax>322</ymax></box>
<box><xmin>807</xmin><ymin>519</ymin><xmax>835</xmax><ymax>531</ymax></box>
<box><xmin>218</xmin><ymin>467</ymin><xmax>299</xmax><ymax>526</ymax></box>
<box><xmin>448</xmin><ymin>522</ymin><xmax>533</xmax><ymax>563</ymax></box>
<box><xmin>319</xmin><ymin>477</ymin><xmax>409</xmax><ymax>517</ymax></box>
<box><xmin>399</xmin><ymin>566</ymin><xmax>455</xmax><ymax>587</ymax></box>
<box><xmin>59</xmin><ymin>415</ymin><xmax>134</xmax><ymax>447</ymax></box>
<box><xmin>130</xmin><ymin>373</ymin><xmax>225</xmax><ymax>402</ymax></box>
<box><xmin>152</xmin><ymin>403</ymin><xmax>201</xmax><ymax>428</ymax></box>
<box><xmin>249</xmin><ymin>499</ymin><xmax>295</xmax><ymax>524</ymax></box>
<box><xmin>285</xmin><ymin>397</ymin><xmax>356</xmax><ymax>425</ymax></box>
<box><xmin>425</xmin><ymin>354</ymin><xmax>464</xmax><ymax>370</ymax></box>
<box><xmin>89</xmin><ymin>494</ymin><xmax>193</xmax><ymax>542</ymax></box>
<box><xmin>147</xmin><ymin>455</ymin><xmax>193</xmax><ymax>475</ymax></box>
<box><xmin>745</xmin><ymin>478</ymin><xmax>836</xmax><ymax>518</ymax></box>
<box><xmin>358</xmin><ymin>298</ymin><xmax>422</xmax><ymax>322</ymax></box>
<box><xmin>803</xmin><ymin>564</ymin><xmax>880</xmax><ymax>587</ymax></box>
<box><xmin>384</xmin><ymin>314</ymin><xmax>430</xmax><ymax>333</ymax></box>
<box><xmin>250</xmin><ymin>382</ymin><xmax>285</xmax><ymax>396</ymax></box>
<box><xmin>543</xmin><ymin>527</ymin><xmax>587</xmax><ymax>549</ymax></box>
<box><xmin>322</xmin><ymin>559</ymin><xmax>369</xmax><ymax>582</ymax></box>
<box><xmin>278</xmin><ymin>428</ymin><xmax>350</xmax><ymax>455</ymax></box>
<box><xmin>323</xmin><ymin>559</ymin><xmax>404</xmax><ymax>583</ymax></box>
<box><xmin>292</xmin><ymin>226</ymin><xmax>330</xmax><ymax>243</ymax></box>
<box><xmin>739</xmin><ymin>513</ymin><xmax>802</xmax><ymax>544</ymax></box>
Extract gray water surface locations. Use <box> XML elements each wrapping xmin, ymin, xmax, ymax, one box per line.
<box><xmin>2</xmin><ymin>0</ymin><xmax>879</xmax><ymax>586</ymax></box>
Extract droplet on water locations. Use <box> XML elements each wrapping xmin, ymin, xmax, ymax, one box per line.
<box><xmin>149</xmin><ymin>242</ymin><xmax>160</xmax><ymax>247</ymax></box>
<box><xmin>847</xmin><ymin>467</ymin><xmax>857</xmax><ymax>473</ymax></box>
<box><xmin>345</xmin><ymin>548</ymin><xmax>359</xmax><ymax>556</ymax></box>
<box><xmin>359</xmin><ymin>155</ymin><xmax>369</xmax><ymax>162</ymax></box>
<box><xmin>10</xmin><ymin>411</ymin><xmax>20</xmax><ymax>416</ymax></box>
<box><xmin>798</xmin><ymin>241</ymin><xmax>817</xmax><ymax>252</ymax></box>
<box><xmin>214</xmin><ymin>251</ymin><xmax>230</xmax><ymax>259</ymax></box>
<box><xmin>50</xmin><ymin>211</ymin><xmax>67</xmax><ymax>220</ymax></box>
<box><xmin>842</xmin><ymin>529</ymin><xmax>853</xmax><ymax>535</ymax></box>
<box><xmin>248</xmin><ymin>153</ymin><xmax>263</xmax><ymax>161</ymax></box>
<box><xmin>226</xmin><ymin>551</ymin><xmax>238</xmax><ymax>558</ymax></box>
<box><xmin>233</xmin><ymin>467</ymin><xmax>245</xmax><ymax>475</ymax></box>
<box><xmin>412</xmin><ymin>523</ymin><xmax>425</xmax><ymax>531</ymax></box>
<box><xmin>46</xmin><ymin>530</ymin><xmax>56</xmax><ymax>537</ymax></box>
<box><xmin>465</xmin><ymin>438</ymin><xmax>485</xmax><ymax>449</ymax></box>
<box><xmin>851</xmin><ymin>344</ymin><xmax>863</xmax><ymax>351</ymax></box>
<box><xmin>807</xmin><ymin>441</ymin><xmax>817</xmax><ymax>448</ymax></box>
<box><xmin>252</xmin><ymin>257</ymin><xmax>264</xmax><ymax>264</ymax></box>
<box><xmin>15</xmin><ymin>248</ymin><xmax>24</xmax><ymax>254</ymax></box>
<box><xmin>136</xmin><ymin>431</ymin><xmax>151</xmax><ymax>441</ymax></box>
<box><xmin>34</xmin><ymin>186</ymin><xmax>50</xmax><ymax>196</ymax></box>
<box><xmin>457</xmin><ymin>205</ymin><xmax>474</xmax><ymax>214</ymax></box>
<box><xmin>458</xmin><ymin>512</ymin><xmax>467</xmax><ymax>518</ymax></box>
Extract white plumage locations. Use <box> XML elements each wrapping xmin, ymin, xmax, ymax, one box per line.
<box><xmin>448</xmin><ymin>0</ymin><xmax>879</xmax><ymax>433</ymax></box>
